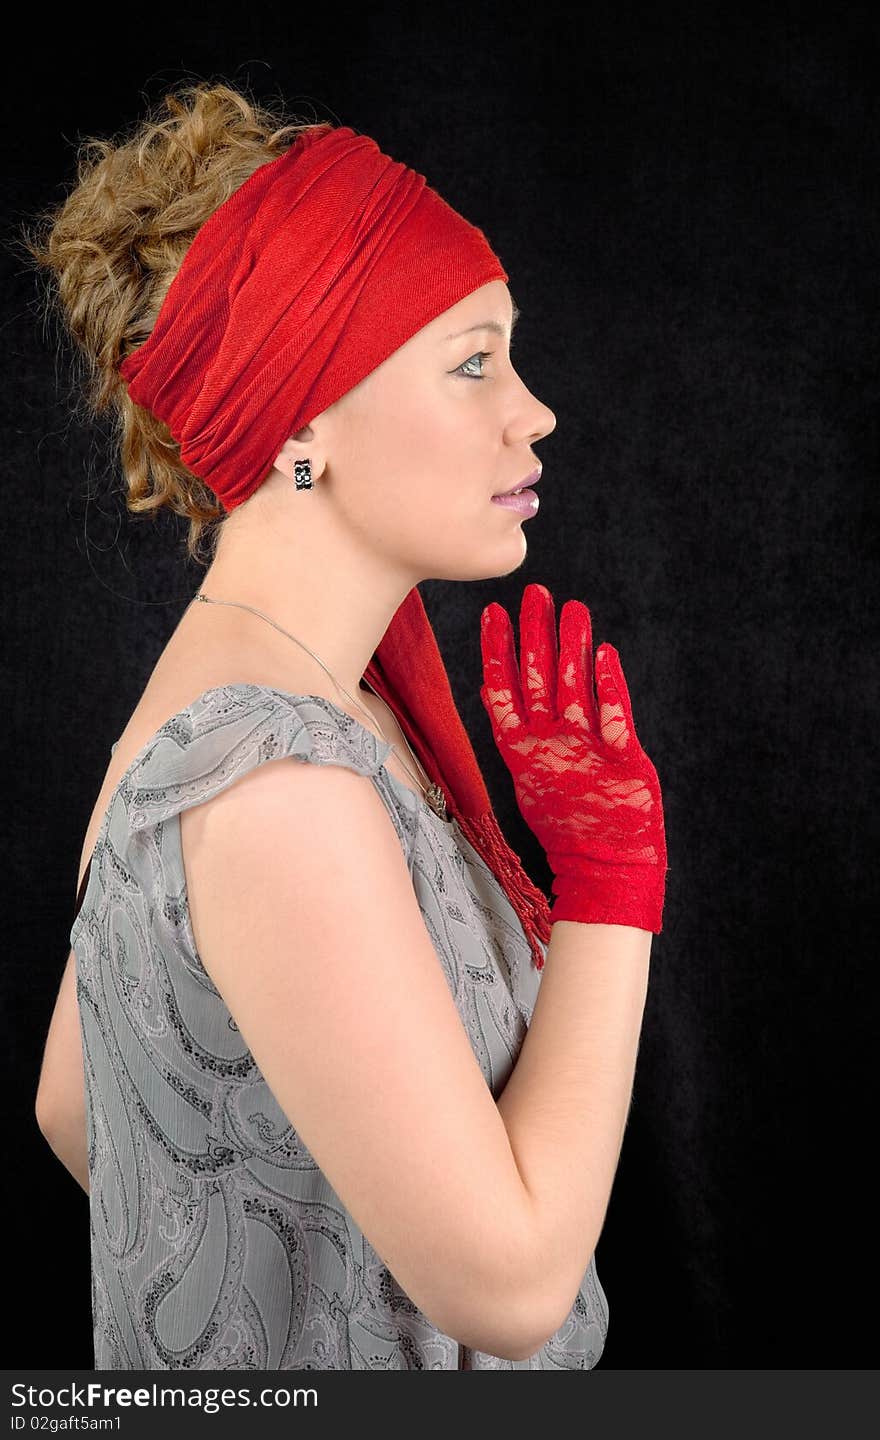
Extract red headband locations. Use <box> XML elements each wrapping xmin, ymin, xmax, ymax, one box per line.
<box><xmin>121</xmin><ymin>123</ymin><xmax>509</xmax><ymax>508</ymax></box>
<box><xmin>120</xmin><ymin>122</ymin><xmax>552</xmax><ymax>968</ymax></box>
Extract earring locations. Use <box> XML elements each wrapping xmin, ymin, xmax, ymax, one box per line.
<box><xmin>294</xmin><ymin>458</ymin><xmax>313</xmax><ymax>491</ymax></box>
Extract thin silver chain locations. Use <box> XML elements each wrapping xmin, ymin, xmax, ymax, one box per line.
<box><xmin>189</xmin><ymin>591</ymin><xmax>447</xmax><ymax>813</ymax></box>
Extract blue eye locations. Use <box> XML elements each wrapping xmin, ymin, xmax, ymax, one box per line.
<box><xmin>454</xmin><ymin>350</ymin><xmax>493</xmax><ymax>380</ymax></box>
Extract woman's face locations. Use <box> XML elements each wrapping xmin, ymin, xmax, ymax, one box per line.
<box><xmin>319</xmin><ymin>280</ymin><xmax>557</xmax><ymax>583</ymax></box>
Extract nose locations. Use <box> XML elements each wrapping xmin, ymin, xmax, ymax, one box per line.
<box><xmin>527</xmin><ymin>392</ymin><xmax>556</xmax><ymax>443</ymax></box>
<box><xmin>537</xmin><ymin>402</ymin><xmax>557</xmax><ymax>439</ymax></box>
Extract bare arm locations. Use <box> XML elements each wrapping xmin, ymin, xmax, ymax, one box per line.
<box><xmin>179</xmin><ymin>755</ymin><xmax>548</xmax><ymax>1362</ymax></box>
<box><xmin>35</xmin><ymin>949</ymin><xmax>90</xmax><ymax>1195</ymax></box>
<box><xmin>39</xmin><ymin>754</ymin><xmax>648</xmax><ymax>1359</ymax></box>
<box><xmin>497</xmin><ymin>919</ymin><xmax>651</xmax><ymax>1331</ymax></box>
<box><xmin>39</xmin><ymin>1110</ymin><xmax>90</xmax><ymax>1195</ymax></box>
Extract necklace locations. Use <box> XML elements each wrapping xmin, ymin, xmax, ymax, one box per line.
<box><xmin>190</xmin><ymin>591</ymin><xmax>450</xmax><ymax>821</ymax></box>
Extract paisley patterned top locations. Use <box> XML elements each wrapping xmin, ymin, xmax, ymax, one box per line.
<box><xmin>70</xmin><ymin>683</ymin><xmax>609</xmax><ymax>1370</ymax></box>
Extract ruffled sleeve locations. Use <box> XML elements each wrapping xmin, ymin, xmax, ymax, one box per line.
<box><xmin>123</xmin><ymin>685</ymin><xmax>386</xmax><ymax>822</ymax></box>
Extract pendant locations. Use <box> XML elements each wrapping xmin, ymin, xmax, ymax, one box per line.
<box><xmin>425</xmin><ymin>782</ymin><xmax>449</xmax><ymax>820</ymax></box>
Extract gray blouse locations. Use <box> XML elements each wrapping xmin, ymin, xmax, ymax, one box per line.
<box><xmin>70</xmin><ymin>683</ymin><xmax>609</xmax><ymax>1369</ymax></box>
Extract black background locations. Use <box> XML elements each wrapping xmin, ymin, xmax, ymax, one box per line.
<box><xmin>3</xmin><ymin>2</ymin><xmax>876</xmax><ymax>1367</ymax></box>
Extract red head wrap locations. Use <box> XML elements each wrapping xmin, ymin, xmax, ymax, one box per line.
<box><xmin>120</xmin><ymin>122</ymin><xmax>551</xmax><ymax>968</ymax></box>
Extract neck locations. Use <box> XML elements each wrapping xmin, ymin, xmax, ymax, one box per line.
<box><xmin>186</xmin><ymin>504</ymin><xmax>422</xmax><ymax>701</ymax></box>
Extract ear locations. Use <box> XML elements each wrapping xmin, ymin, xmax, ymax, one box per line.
<box><xmin>272</xmin><ymin>423</ymin><xmax>327</xmax><ymax>483</ymax></box>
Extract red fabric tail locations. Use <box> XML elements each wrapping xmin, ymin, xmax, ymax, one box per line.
<box><xmin>364</xmin><ymin>585</ymin><xmax>551</xmax><ymax>972</ymax></box>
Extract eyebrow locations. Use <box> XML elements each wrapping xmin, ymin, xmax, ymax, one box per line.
<box><xmin>444</xmin><ymin>298</ymin><xmax>520</xmax><ymax>341</ymax></box>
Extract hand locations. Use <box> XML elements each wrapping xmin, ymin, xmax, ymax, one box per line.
<box><xmin>479</xmin><ymin>582</ymin><xmax>668</xmax><ymax>932</ymax></box>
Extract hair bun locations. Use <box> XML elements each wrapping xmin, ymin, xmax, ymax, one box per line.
<box><xmin>19</xmin><ymin>80</ymin><xmax>328</xmax><ymax>565</ymax></box>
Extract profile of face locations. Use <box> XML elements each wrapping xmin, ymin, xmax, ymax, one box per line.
<box><xmin>272</xmin><ymin>280</ymin><xmax>557</xmax><ymax>584</ymax></box>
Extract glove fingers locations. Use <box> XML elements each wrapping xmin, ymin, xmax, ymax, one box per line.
<box><xmin>480</xmin><ymin>602</ymin><xmax>527</xmax><ymax>742</ymax></box>
<box><xmin>557</xmin><ymin>598</ymin><xmax>598</xmax><ymax>734</ymax></box>
<box><xmin>595</xmin><ymin>643</ymin><xmax>639</xmax><ymax>752</ymax></box>
<box><xmin>519</xmin><ymin>583</ymin><xmax>558</xmax><ymax>724</ymax></box>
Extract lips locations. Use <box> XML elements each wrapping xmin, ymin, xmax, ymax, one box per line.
<box><xmin>494</xmin><ymin>467</ymin><xmax>542</xmax><ymax>498</ymax></box>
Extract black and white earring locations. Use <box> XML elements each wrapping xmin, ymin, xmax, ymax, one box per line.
<box><xmin>294</xmin><ymin>458</ymin><xmax>313</xmax><ymax>491</ymax></box>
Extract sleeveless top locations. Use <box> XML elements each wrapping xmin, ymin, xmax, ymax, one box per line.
<box><xmin>69</xmin><ymin>683</ymin><xmax>609</xmax><ymax>1370</ymax></box>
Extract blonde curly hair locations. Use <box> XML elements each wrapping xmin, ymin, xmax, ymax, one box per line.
<box><xmin>19</xmin><ymin>80</ymin><xmax>329</xmax><ymax>565</ymax></box>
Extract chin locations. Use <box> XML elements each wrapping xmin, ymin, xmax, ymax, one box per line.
<box><xmin>427</xmin><ymin>534</ymin><xmax>529</xmax><ymax>584</ymax></box>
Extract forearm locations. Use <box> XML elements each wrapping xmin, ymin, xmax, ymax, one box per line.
<box><xmin>496</xmin><ymin>919</ymin><xmax>651</xmax><ymax>1317</ymax></box>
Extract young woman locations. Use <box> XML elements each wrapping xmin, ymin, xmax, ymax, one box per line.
<box><xmin>27</xmin><ymin>83</ymin><xmax>667</xmax><ymax>1370</ymax></box>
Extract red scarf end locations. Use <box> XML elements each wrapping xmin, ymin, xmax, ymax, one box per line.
<box><xmin>453</xmin><ymin>806</ymin><xmax>551</xmax><ymax>972</ymax></box>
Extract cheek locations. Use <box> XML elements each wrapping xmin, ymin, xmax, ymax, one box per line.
<box><xmin>398</xmin><ymin>384</ymin><xmax>468</xmax><ymax>453</ymax></box>
<box><xmin>336</xmin><ymin>376</ymin><xmax>496</xmax><ymax>539</ymax></box>
<box><xmin>356</xmin><ymin>399</ymin><xmax>468</xmax><ymax>504</ymax></box>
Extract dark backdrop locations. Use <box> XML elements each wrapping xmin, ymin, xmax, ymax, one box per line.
<box><xmin>3</xmin><ymin>3</ymin><xmax>876</xmax><ymax>1367</ymax></box>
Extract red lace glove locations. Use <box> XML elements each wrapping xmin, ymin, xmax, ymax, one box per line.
<box><xmin>479</xmin><ymin>583</ymin><xmax>668</xmax><ymax>932</ymax></box>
